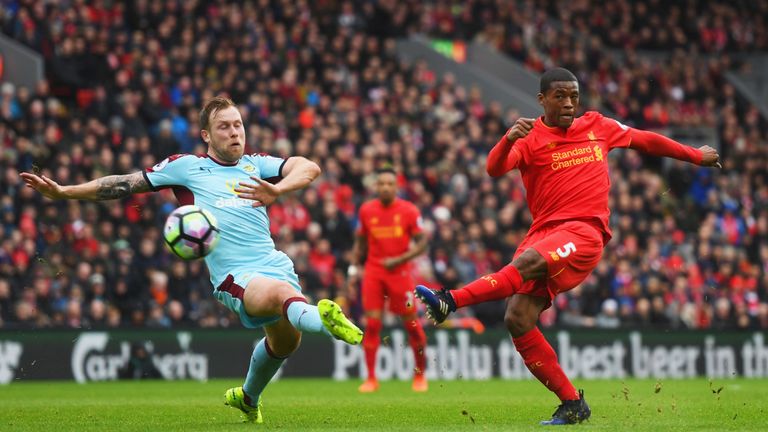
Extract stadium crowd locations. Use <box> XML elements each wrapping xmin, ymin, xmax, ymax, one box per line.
<box><xmin>0</xmin><ymin>0</ymin><xmax>766</xmax><ymax>331</ymax></box>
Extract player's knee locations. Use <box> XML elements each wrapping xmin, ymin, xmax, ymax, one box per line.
<box><xmin>275</xmin><ymin>283</ymin><xmax>304</xmax><ymax>304</ymax></box>
<box><xmin>504</xmin><ymin>306</ymin><xmax>536</xmax><ymax>337</ymax></box>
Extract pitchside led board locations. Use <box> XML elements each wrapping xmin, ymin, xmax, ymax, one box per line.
<box><xmin>0</xmin><ymin>329</ymin><xmax>767</xmax><ymax>384</ymax></box>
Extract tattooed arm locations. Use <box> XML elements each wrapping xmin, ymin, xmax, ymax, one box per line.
<box><xmin>20</xmin><ymin>171</ymin><xmax>151</xmax><ymax>201</ymax></box>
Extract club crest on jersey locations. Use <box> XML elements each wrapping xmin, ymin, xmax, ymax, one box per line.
<box><xmin>243</xmin><ymin>165</ymin><xmax>255</xmax><ymax>173</ymax></box>
<box><xmin>225</xmin><ymin>180</ymin><xmax>238</xmax><ymax>194</ymax></box>
<box><xmin>546</xmin><ymin>142</ymin><xmax>557</xmax><ymax>150</ymax></box>
<box><xmin>222</xmin><ymin>179</ymin><xmax>254</xmax><ymax>209</ymax></box>
<box><xmin>594</xmin><ymin>145</ymin><xmax>604</xmax><ymax>161</ymax></box>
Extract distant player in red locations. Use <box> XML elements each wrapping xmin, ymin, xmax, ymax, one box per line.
<box><xmin>349</xmin><ymin>167</ymin><xmax>429</xmax><ymax>393</ymax></box>
<box><xmin>416</xmin><ymin>68</ymin><xmax>721</xmax><ymax>425</ymax></box>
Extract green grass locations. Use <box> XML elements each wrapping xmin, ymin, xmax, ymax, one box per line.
<box><xmin>0</xmin><ymin>378</ymin><xmax>765</xmax><ymax>431</ymax></box>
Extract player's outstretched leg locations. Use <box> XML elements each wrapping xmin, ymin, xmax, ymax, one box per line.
<box><xmin>225</xmin><ymin>322</ymin><xmax>297</xmax><ymax>424</ymax></box>
<box><xmin>446</xmin><ymin>265</ymin><xmax>523</xmax><ymax>309</ymax></box>
<box><xmin>317</xmin><ymin>299</ymin><xmax>363</xmax><ymax>344</ymax></box>
<box><xmin>283</xmin><ymin>297</ymin><xmax>362</xmax><ymax>344</ymax></box>
<box><xmin>224</xmin><ymin>386</ymin><xmax>263</xmax><ymax>423</ymax></box>
<box><xmin>540</xmin><ymin>389</ymin><xmax>591</xmax><ymax>425</ymax></box>
<box><xmin>414</xmin><ymin>285</ymin><xmax>456</xmax><ymax>323</ymax></box>
<box><xmin>508</xmin><ymin>296</ymin><xmax>585</xmax><ymax>425</ymax></box>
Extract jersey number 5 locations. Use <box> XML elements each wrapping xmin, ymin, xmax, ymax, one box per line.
<box><xmin>556</xmin><ymin>242</ymin><xmax>577</xmax><ymax>258</ymax></box>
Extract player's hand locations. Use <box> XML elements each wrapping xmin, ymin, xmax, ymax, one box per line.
<box><xmin>699</xmin><ymin>145</ymin><xmax>722</xmax><ymax>169</ymax></box>
<box><xmin>235</xmin><ymin>176</ymin><xmax>282</xmax><ymax>207</ymax></box>
<box><xmin>20</xmin><ymin>172</ymin><xmax>68</xmax><ymax>199</ymax></box>
<box><xmin>382</xmin><ymin>257</ymin><xmax>400</xmax><ymax>270</ymax></box>
<box><xmin>347</xmin><ymin>265</ymin><xmax>359</xmax><ymax>278</ymax></box>
<box><xmin>345</xmin><ymin>266</ymin><xmax>360</xmax><ymax>300</ymax></box>
<box><xmin>506</xmin><ymin>118</ymin><xmax>536</xmax><ymax>142</ymax></box>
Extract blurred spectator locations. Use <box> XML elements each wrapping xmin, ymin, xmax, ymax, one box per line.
<box><xmin>595</xmin><ymin>299</ymin><xmax>621</xmax><ymax>329</ymax></box>
<box><xmin>167</xmin><ymin>299</ymin><xmax>189</xmax><ymax>327</ymax></box>
<box><xmin>117</xmin><ymin>342</ymin><xmax>162</xmax><ymax>380</ymax></box>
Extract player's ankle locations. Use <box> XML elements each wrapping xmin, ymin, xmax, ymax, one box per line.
<box><xmin>445</xmin><ymin>290</ymin><xmax>457</xmax><ymax>311</ymax></box>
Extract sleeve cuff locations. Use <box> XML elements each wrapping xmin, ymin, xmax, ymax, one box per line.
<box><xmin>503</xmin><ymin>128</ymin><xmax>514</xmax><ymax>143</ymax></box>
<box><xmin>142</xmin><ymin>170</ymin><xmax>159</xmax><ymax>192</ymax></box>
<box><xmin>278</xmin><ymin>158</ymin><xmax>288</xmax><ymax>178</ymax></box>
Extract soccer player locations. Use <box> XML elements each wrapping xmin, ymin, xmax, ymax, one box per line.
<box><xmin>415</xmin><ymin>68</ymin><xmax>721</xmax><ymax>425</ymax></box>
<box><xmin>20</xmin><ymin>96</ymin><xmax>363</xmax><ymax>424</ymax></box>
<box><xmin>349</xmin><ymin>167</ymin><xmax>429</xmax><ymax>392</ymax></box>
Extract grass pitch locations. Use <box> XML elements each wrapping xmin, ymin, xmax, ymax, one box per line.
<box><xmin>0</xmin><ymin>378</ymin><xmax>764</xmax><ymax>431</ymax></box>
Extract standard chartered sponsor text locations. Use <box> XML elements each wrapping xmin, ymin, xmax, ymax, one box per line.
<box><xmin>550</xmin><ymin>146</ymin><xmax>597</xmax><ymax>170</ymax></box>
<box><xmin>551</xmin><ymin>146</ymin><xmax>593</xmax><ymax>161</ymax></box>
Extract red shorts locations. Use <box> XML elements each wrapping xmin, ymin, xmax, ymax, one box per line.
<box><xmin>514</xmin><ymin>220</ymin><xmax>604</xmax><ymax>307</ymax></box>
<box><xmin>361</xmin><ymin>271</ymin><xmax>416</xmax><ymax>315</ymax></box>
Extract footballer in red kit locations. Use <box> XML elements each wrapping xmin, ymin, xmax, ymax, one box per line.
<box><xmin>415</xmin><ymin>68</ymin><xmax>722</xmax><ymax>425</ymax></box>
<box><xmin>349</xmin><ymin>168</ymin><xmax>429</xmax><ymax>393</ymax></box>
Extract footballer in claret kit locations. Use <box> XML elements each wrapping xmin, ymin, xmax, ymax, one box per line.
<box><xmin>21</xmin><ymin>97</ymin><xmax>363</xmax><ymax>424</ymax></box>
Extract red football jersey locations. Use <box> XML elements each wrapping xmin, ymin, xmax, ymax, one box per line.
<box><xmin>507</xmin><ymin>111</ymin><xmax>632</xmax><ymax>240</ymax></box>
<box><xmin>357</xmin><ymin>198</ymin><xmax>423</xmax><ymax>275</ymax></box>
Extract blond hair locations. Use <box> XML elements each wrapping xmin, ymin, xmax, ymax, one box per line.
<box><xmin>199</xmin><ymin>96</ymin><xmax>236</xmax><ymax>131</ymax></box>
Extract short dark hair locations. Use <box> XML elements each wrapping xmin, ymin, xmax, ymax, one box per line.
<box><xmin>199</xmin><ymin>96</ymin><xmax>236</xmax><ymax>131</ymax></box>
<box><xmin>376</xmin><ymin>165</ymin><xmax>397</xmax><ymax>176</ymax></box>
<box><xmin>540</xmin><ymin>68</ymin><xmax>578</xmax><ymax>94</ymax></box>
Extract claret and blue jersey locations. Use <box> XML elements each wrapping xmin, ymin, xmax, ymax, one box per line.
<box><xmin>143</xmin><ymin>153</ymin><xmax>300</xmax><ymax>325</ymax></box>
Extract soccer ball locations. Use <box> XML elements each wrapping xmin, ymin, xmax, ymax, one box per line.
<box><xmin>163</xmin><ymin>205</ymin><xmax>220</xmax><ymax>260</ymax></box>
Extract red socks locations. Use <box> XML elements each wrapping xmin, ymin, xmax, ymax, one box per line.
<box><xmin>363</xmin><ymin>317</ymin><xmax>428</xmax><ymax>379</ymax></box>
<box><xmin>362</xmin><ymin>317</ymin><xmax>382</xmax><ymax>380</ymax></box>
<box><xmin>403</xmin><ymin>318</ymin><xmax>427</xmax><ymax>376</ymax></box>
<box><xmin>450</xmin><ymin>265</ymin><xmax>523</xmax><ymax>308</ymax></box>
<box><xmin>513</xmin><ymin>327</ymin><xmax>579</xmax><ymax>401</ymax></box>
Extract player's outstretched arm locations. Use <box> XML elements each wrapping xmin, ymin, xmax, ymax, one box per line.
<box><xmin>628</xmin><ymin>129</ymin><xmax>722</xmax><ymax>168</ymax></box>
<box><xmin>19</xmin><ymin>171</ymin><xmax>151</xmax><ymax>201</ymax></box>
<box><xmin>235</xmin><ymin>156</ymin><xmax>321</xmax><ymax>207</ymax></box>
<box><xmin>487</xmin><ymin>117</ymin><xmax>534</xmax><ymax>177</ymax></box>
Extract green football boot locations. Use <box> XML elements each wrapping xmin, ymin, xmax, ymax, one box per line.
<box><xmin>318</xmin><ymin>299</ymin><xmax>363</xmax><ymax>345</ymax></box>
<box><xmin>224</xmin><ymin>386</ymin><xmax>263</xmax><ymax>424</ymax></box>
